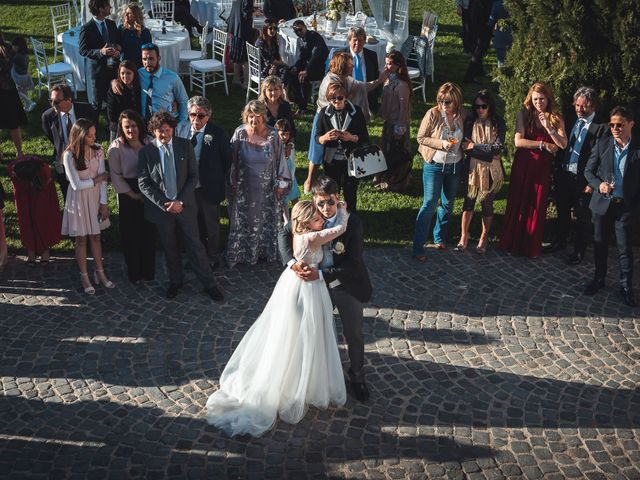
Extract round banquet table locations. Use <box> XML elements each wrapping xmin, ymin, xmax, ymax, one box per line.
<box><xmin>191</xmin><ymin>0</ymin><xmax>265</xmax><ymax>30</ymax></box>
<box><xmin>62</xmin><ymin>20</ymin><xmax>189</xmax><ymax>101</ymax></box>
<box><xmin>278</xmin><ymin>14</ymin><xmax>388</xmax><ymax>71</ymax></box>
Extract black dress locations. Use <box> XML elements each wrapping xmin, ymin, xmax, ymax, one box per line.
<box><xmin>227</xmin><ymin>0</ymin><xmax>254</xmax><ymax>63</ymax></box>
<box><xmin>265</xmin><ymin>100</ymin><xmax>296</xmax><ymax>138</ymax></box>
<box><xmin>0</xmin><ymin>43</ymin><xmax>27</xmax><ymax>130</ymax></box>
<box><xmin>255</xmin><ymin>37</ymin><xmax>290</xmax><ymax>86</ymax></box>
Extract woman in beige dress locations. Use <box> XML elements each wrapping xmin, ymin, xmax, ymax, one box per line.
<box><xmin>61</xmin><ymin>118</ymin><xmax>114</xmax><ymax>294</ymax></box>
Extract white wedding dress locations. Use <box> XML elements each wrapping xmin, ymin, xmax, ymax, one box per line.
<box><xmin>206</xmin><ymin>208</ymin><xmax>349</xmax><ymax>437</ymax></box>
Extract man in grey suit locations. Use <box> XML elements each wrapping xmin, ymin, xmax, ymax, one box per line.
<box><xmin>138</xmin><ymin>111</ymin><xmax>224</xmax><ymax>301</ymax></box>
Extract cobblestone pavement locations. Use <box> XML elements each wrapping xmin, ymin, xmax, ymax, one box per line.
<box><xmin>0</xmin><ymin>246</ymin><xmax>639</xmax><ymax>479</ymax></box>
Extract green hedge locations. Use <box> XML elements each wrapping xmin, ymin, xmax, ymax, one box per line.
<box><xmin>499</xmin><ymin>0</ymin><xmax>640</xmax><ymax>133</ymax></box>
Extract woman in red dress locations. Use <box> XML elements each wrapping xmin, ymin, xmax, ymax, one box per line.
<box><xmin>8</xmin><ymin>156</ymin><xmax>62</xmax><ymax>265</ymax></box>
<box><xmin>498</xmin><ymin>82</ymin><xmax>567</xmax><ymax>257</ymax></box>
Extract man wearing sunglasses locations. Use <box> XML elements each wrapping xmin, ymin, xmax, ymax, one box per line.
<box><xmin>546</xmin><ymin>87</ymin><xmax>607</xmax><ymax>264</ymax></box>
<box><xmin>584</xmin><ymin>106</ymin><xmax>640</xmax><ymax>306</ymax></box>
<box><xmin>175</xmin><ymin>96</ymin><xmax>231</xmax><ymax>270</ymax></box>
<box><xmin>289</xmin><ymin>20</ymin><xmax>329</xmax><ymax>114</ymax></box>
<box><xmin>41</xmin><ymin>84</ymin><xmax>98</xmax><ymax>201</ymax></box>
<box><xmin>278</xmin><ymin>175</ymin><xmax>372</xmax><ymax>401</ymax></box>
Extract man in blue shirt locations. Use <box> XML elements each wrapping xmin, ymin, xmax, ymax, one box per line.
<box><xmin>584</xmin><ymin>106</ymin><xmax>640</xmax><ymax>306</ymax></box>
<box><xmin>138</xmin><ymin>43</ymin><xmax>189</xmax><ymax>122</ymax></box>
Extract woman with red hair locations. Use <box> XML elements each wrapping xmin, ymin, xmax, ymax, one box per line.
<box><xmin>498</xmin><ymin>82</ymin><xmax>568</xmax><ymax>257</ymax></box>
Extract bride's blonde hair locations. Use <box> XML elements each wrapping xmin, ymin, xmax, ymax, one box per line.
<box><xmin>291</xmin><ymin>200</ymin><xmax>317</xmax><ymax>235</ymax></box>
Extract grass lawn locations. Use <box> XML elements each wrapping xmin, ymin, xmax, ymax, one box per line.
<box><xmin>0</xmin><ymin>0</ymin><xmax>512</xmax><ymax>253</ymax></box>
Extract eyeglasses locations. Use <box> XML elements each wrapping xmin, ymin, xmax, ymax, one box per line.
<box><xmin>189</xmin><ymin>112</ymin><xmax>208</xmax><ymax>119</ymax></box>
<box><xmin>439</xmin><ymin>100</ymin><xmax>453</xmax><ymax>106</ymax></box>
<box><xmin>330</xmin><ymin>96</ymin><xmax>345</xmax><ymax>102</ymax></box>
<box><xmin>141</xmin><ymin>42</ymin><xmax>157</xmax><ymax>49</ymax></box>
<box><xmin>474</xmin><ymin>104</ymin><xmax>488</xmax><ymax>110</ymax></box>
<box><xmin>609</xmin><ymin>122</ymin><xmax>625</xmax><ymax>129</ymax></box>
<box><xmin>316</xmin><ymin>199</ymin><xmax>337</xmax><ymax>207</ymax></box>
<box><xmin>50</xmin><ymin>98</ymin><xmax>68</xmax><ymax>105</ymax></box>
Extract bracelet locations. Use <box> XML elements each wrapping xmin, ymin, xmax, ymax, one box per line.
<box><xmin>539</xmin><ymin>141</ymin><xmax>543</xmax><ymax>151</ymax></box>
<box><xmin>548</xmin><ymin>128</ymin><xmax>557</xmax><ymax>135</ymax></box>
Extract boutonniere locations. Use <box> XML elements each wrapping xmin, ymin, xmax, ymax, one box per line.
<box><xmin>332</xmin><ymin>241</ymin><xmax>345</xmax><ymax>255</ymax></box>
<box><xmin>204</xmin><ymin>134</ymin><xmax>213</xmax><ymax>146</ymax></box>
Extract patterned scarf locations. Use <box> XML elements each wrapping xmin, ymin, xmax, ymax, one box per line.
<box><xmin>467</xmin><ymin>119</ymin><xmax>504</xmax><ymax>201</ymax></box>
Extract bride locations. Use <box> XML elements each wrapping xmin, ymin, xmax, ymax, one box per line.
<box><xmin>206</xmin><ymin>200</ymin><xmax>349</xmax><ymax>437</ymax></box>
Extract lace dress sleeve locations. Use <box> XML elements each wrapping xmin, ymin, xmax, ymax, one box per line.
<box><xmin>305</xmin><ymin>206</ymin><xmax>349</xmax><ymax>250</ymax></box>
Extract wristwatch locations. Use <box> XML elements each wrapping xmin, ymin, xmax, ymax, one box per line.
<box><xmin>277</xmin><ymin>180</ymin><xmax>289</xmax><ymax>189</ymax></box>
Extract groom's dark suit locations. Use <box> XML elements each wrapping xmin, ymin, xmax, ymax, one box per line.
<box><xmin>138</xmin><ymin>136</ymin><xmax>218</xmax><ymax>290</ymax></box>
<box><xmin>278</xmin><ymin>213</ymin><xmax>372</xmax><ymax>382</ymax></box>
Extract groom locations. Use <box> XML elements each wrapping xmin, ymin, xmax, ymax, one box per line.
<box><xmin>278</xmin><ymin>175</ymin><xmax>373</xmax><ymax>401</ymax></box>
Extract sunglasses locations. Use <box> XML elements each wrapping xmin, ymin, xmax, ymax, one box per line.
<box><xmin>439</xmin><ymin>100</ymin><xmax>452</xmax><ymax>106</ymax></box>
<box><xmin>316</xmin><ymin>199</ymin><xmax>337</xmax><ymax>207</ymax></box>
<box><xmin>474</xmin><ymin>104</ymin><xmax>488</xmax><ymax>110</ymax></box>
<box><xmin>267</xmin><ymin>26</ymin><xmax>277</xmax><ymax>31</ymax></box>
<box><xmin>331</xmin><ymin>96</ymin><xmax>345</xmax><ymax>102</ymax></box>
<box><xmin>141</xmin><ymin>42</ymin><xmax>157</xmax><ymax>49</ymax></box>
<box><xmin>293</xmin><ymin>28</ymin><xmax>304</xmax><ymax>35</ymax></box>
<box><xmin>189</xmin><ymin>112</ymin><xmax>208</xmax><ymax>119</ymax></box>
<box><xmin>609</xmin><ymin>122</ymin><xmax>625</xmax><ymax>129</ymax></box>
<box><xmin>50</xmin><ymin>98</ymin><xmax>68</xmax><ymax>105</ymax></box>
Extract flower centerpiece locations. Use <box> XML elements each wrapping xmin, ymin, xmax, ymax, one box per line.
<box><xmin>326</xmin><ymin>0</ymin><xmax>351</xmax><ymax>30</ymax></box>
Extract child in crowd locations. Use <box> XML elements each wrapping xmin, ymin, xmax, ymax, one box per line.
<box><xmin>275</xmin><ymin>118</ymin><xmax>300</xmax><ymax>218</ymax></box>
<box><xmin>10</xmin><ymin>36</ymin><xmax>35</xmax><ymax>112</ymax></box>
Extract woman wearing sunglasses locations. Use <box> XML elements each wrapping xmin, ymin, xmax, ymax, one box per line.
<box><xmin>315</xmin><ymin>82</ymin><xmax>369</xmax><ymax>212</ymax></box>
<box><xmin>498</xmin><ymin>82</ymin><xmax>567</xmax><ymax>258</ymax></box>
<box><xmin>456</xmin><ymin>90</ymin><xmax>505</xmax><ymax>253</ymax></box>
<box><xmin>413</xmin><ymin>82</ymin><xmax>466</xmax><ymax>262</ymax></box>
<box><xmin>255</xmin><ymin>20</ymin><xmax>290</xmax><ymax>88</ymax></box>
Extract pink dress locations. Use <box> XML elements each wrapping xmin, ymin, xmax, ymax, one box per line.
<box><xmin>61</xmin><ymin>148</ymin><xmax>108</xmax><ymax>237</ymax></box>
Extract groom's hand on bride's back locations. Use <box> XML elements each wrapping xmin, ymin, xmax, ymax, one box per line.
<box><xmin>292</xmin><ymin>261</ymin><xmax>320</xmax><ymax>281</ymax></box>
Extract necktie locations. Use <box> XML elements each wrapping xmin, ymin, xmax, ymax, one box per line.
<box><xmin>99</xmin><ymin>21</ymin><xmax>109</xmax><ymax>43</ymax></box>
<box><xmin>191</xmin><ymin>131</ymin><xmax>198</xmax><ymax>148</ymax></box>
<box><xmin>145</xmin><ymin>75</ymin><xmax>154</xmax><ymax>120</ymax></box>
<box><xmin>353</xmin><ymin>53</ymin><xmax>364</xmax><ymax>81</ymax></box>
<box><xmin>565</xmin><ymin>119</ymin><xmax>585</xmax><ymax>167</ymax></box>
<box><xmin>162</xmin><ymin>144</ymin><xmax>177</xmax><ymax>200</ymax></box>
<box><xmin>65</xmin><ymin>113</ymin><xmax>73</xmax><ymax>144</ymax></box>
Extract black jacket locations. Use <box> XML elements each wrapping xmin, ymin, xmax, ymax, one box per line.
<box><xmin>335</xmin><ymin>47</ymin><xmax>380</xmax><ymax>111</ymax></box>
<box><xmin>263</xmin><ymin>0</ymin><xmax>296</xmax><ymax>21</ymax></box>
<box><xmin>197</xmin><ymin>122</ymin><xmax>232</xmax><ymax>204</ymax></box>
<box><xmin>278</xmin><ymin>214</ymin><xmax>373</xmax><ymax>303</ymax></box>
<box><xmin>105</xmin><ymin>85</ymin><xmax>140</xmax><ymax>129</ymax></box>
<box><xmin>316</xmin><ymin>102</ymin><xmax>369</xmax><ymax>164</ymax></box>
<box><xmin>41</xmin><ymin>103</ymin><xmax>98</xmax><ymax>161</ymax></box>
<box><xmin>79</xmin><ymin>18</ymin><xmax>121</xmax><ymax>77</ymax></box>
<box><xmin>265</xmin><ymin>100</ymin><xmax>296</xmax><ymax>139</ymax></box>
<box><xmin>584</xmin><ymin>134</ymin><xmax>640</xmax><ymax>216</ymax></box>
<box><xmin>295</xmin><ymin>30</ymin><xmax>329</xmax><ymax>81</ymax></box>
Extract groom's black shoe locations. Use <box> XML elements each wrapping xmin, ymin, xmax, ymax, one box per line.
<box><xmin>350</xmin><ymin>381</ymin><xmax>370</xmax><ymax>402</ymax></box>
<box><xmin>166</xmin><ymin>283</ymin><xmax>182</xmax><ymax>299</ymax></box>
<box><xmin>204</xmin><ymin>285</ymin><xmax>224</xmax><ymax>302</ymax></box>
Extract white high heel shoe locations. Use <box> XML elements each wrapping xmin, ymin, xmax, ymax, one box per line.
<box><xmin>93</xmin><ymin>269</ymin><xmax>116</xmax><ymax>289</ymax></box>
<box><xmin>80</xmin><ymin>272</ymin><xmax>95</xmax><ymax>295</ymax></box>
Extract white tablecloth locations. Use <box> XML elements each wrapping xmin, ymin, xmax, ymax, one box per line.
<box><xmin>62</xmin><ymin>20</ymin><xmax>190</xmax><ymax>98</ymax></box>
<box><xmin>278</xmin><ymin>15</ymin><xmax>388</xmax><ymax>71</ymax></box>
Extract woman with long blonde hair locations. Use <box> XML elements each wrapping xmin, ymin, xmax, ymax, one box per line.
<box><xmin>498</xmin><ymin>82</ymin><xmax>567</xmax><ymax>257</ymax></box>
<box><xmin>118</xmin><ymin>2</ymin><xmax>152</xmax><ymax>68</ymax></box>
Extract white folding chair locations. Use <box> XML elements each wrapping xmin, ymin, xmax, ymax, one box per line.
<box><xmin>407</xmin><ymin>36</ymin><xmax>426</xmax><ymax>102</ymax></box>
<box><xmin>391</xmin><ymin>0</ymin><xmax>408</xmax><ymax>33</ymax></box>
<box><xmin>31</xmin><ymin>37</ymin><xmax>75</xmax><ymax>98</ymax></box>
<box><xmin>50</xmin><ymin>3</ymin><xmax>72</xmax><ymax>62</ymax></box>
<box><xmin>245</xmin><ymin>42</ymin><xmax>262</xmax><ymax>103</ymax></box>
<box><xmin>190</xmin><ymin>28</ymin><xmax>229</xmax><ymax>96</ymax></box>
<box><xmin>179</xmin><ymin>21</ymin><xmax>209</xmax><ymax>76</ymax></box>
<box><xmin>151</xmin><ymin>0</ymin><xmax>174</xmax><ymax>22</ymax></box>
<box><xmin>71</xmin><ymin>0</ymin><xmax>82</xmax><ymax>26</ymax></box>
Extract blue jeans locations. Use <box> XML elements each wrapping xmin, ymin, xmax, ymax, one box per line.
<box><xmin>412</xmin><ymin>161</ymin><xmax>461</xmax><ymax>255</ymax></box>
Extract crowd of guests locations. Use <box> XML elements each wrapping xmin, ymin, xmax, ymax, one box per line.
<box><xmin>0</xmin><ymin>1</ymin><xmax>638</xmax><ymax>309</ymax></box>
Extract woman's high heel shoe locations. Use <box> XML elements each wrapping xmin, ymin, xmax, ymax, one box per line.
<box><xmin>94</xmin><ymin>269</ymin><xmax>116</xmax><ymax>289</ymax></box>
<box><xmin>80</xmin><ymin>272</ymin><xmax>95</xmax><ymax>295</ymax></box>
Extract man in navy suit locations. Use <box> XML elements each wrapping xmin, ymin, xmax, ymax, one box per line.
<box><xmin>176</xmin><ymin>96</ymin><xmax>232</xmax><ymax>269</ymax></box>
<box><xmin>138</xmin><ymin>111</ymin><xmax>224</xmax><ymax>301</ymax></box>
<box><xmin>583</xmin><ymin>106</ymin><xmax>640</xmax><ymax>306</ymax></box>
<box><xmin>335</xmin><ymin>26</ymin><xmax>381</xmax><ymax>113</ymax></box>
<box><xmin>545</xmin><ymin>86</ymin><xmax>607</xmax><ymax>264</ymax></box>
<box><xmin>79</xmin><ymin>0</ymin><xmax>121</xmax><ymax>115</ymax></box>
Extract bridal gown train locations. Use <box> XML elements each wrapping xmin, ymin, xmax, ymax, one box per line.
<box><xmin>206</xmin><ymin>208</ymin><xmax>350</xmax><ymax>437</ymax></box>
